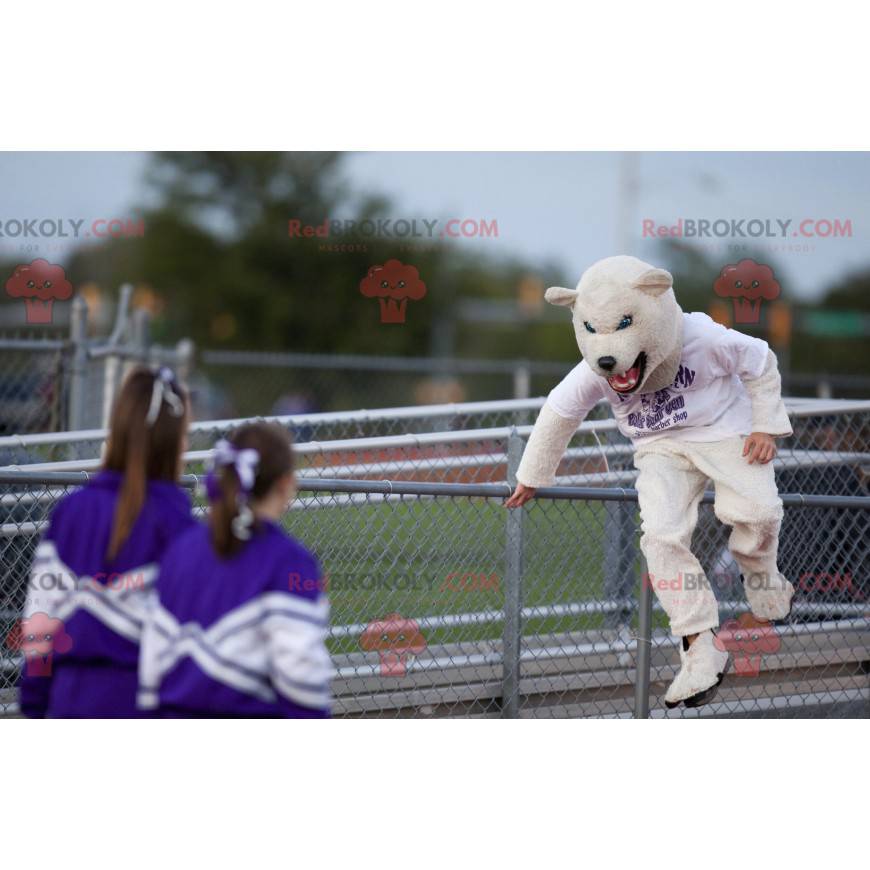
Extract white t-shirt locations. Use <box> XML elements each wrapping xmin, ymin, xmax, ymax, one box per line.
<box><xmin>547</xmin><ymin>311</ymin><xmax>770</xmax><ymax>444</ymax></box>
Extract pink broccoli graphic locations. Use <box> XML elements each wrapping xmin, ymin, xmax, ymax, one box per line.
<box><xmin>714</xmin><ymin>613</ymin><xmax>781</xmax><ymax>677</ymax></box>
<box><xmin>359</xmin><ymin>259</ymin><xmax>427</xmax><ymax>324</ymax></box>
<box><xmin>5</xmin><ymin>612</ymin><xmax>73</xmax><ymax>677</ymax></box>
<box><xmin>713</xmin><ymin>259</ymin><xmax>780</xmax><ymax>324</ymax></box>
<box><xmin>5</xmin><ymin>259</ymin><xmax>74</xmax><ymax>324</ymax></box>
<box><xmin>359</xmin><ymin>612</ymin><xmax>427</xmax><ymax>676</ymax></box>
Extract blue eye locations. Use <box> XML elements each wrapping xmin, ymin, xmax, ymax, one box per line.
<box><xmin>617</xmin><ymin>315</ymin><xmax>632</xmax><ymax>330</ymax></box>
<box><xmin>583</xmin><ymin>321</ymin><xmax>596</xmax><ymax>334</ymax></box>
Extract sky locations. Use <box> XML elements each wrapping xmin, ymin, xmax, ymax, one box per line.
<box><xmin>1</xmin><ymin>151</ymin><xmax>868</xmax><ymax>301</ymax></box>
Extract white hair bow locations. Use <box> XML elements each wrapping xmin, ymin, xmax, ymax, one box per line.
<box><xmin>145</xmin><ymin>367</ymin><xmax>185</xmax><ymax>426</ymax></box>
<box><xmin>210</xmin><ymin>439</ymin><xmax>261</xmax><ymax>494</ymax></box>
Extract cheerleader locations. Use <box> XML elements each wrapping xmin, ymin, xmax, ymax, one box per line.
<box><xmin>138</xmin><ymin>423</ymin><xmax>333</xmax><ymax>717</ymax></box>
<box><xmin>19</xmin><ymin>366</ymin><xmax>193</xmax><ymax>717</ymax></box>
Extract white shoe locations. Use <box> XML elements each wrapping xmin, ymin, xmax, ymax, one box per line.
<box><xmin>744</xmin><ymin>573</ymin><xmax>794</xmax><ymax>621</ymax></box>
<box><xmin>664</xmin><ymin>629</ymin><xmax>730</xmax><ymax>709</ymax></box>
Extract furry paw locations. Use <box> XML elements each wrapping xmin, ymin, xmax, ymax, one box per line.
<box><xmin>744</xmin><ymin>575</ymin><xmax>794</xmax><ymax>621</ymax></box>
<box><xmin>664</xmin><ymin>629</ymin><xmax>730</xmax><ymax>708</ymax></box>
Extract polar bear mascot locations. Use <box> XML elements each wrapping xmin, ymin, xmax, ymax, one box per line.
<box><xmin>506</xmin><ymin>255</ymin><xmax>794</xmax><ymax>709</ymax></box>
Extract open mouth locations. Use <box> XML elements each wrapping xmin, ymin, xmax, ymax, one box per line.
<box><xmin>607</xmin><ymin>352</ymin><xmax>646</xmax><ymax>393</ymax></box>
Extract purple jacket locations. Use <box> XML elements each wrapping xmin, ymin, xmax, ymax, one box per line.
<box><xmin>19</xmin><ymin>471</ymin><xmax>194</xmax><ymax>718</ymax></box>
<box><xmin>138</xmin><ymin>520</ymin><xmax>332</xmax><ymax>718</ymax></box>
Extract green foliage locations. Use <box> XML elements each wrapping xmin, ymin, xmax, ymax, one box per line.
<box><xmin>48</xmin><ymin>153</ymin><xmax>869</xmax><ymax>381</ymax></box>
<box><xmin>805</xmin><ymin>267</ymin><xmax>870</xmax><ymax>374</ymax></box>
<box><xmin>657</xmin><ymin>240</ymin><xmax>869</xmax><ymax>377</ymax></box>
<box><xmin>64</xmin><ymin>152</ymin><xmax>563</xmax><ymax>362</ymax></box>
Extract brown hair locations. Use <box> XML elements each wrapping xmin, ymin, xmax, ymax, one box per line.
<box><xmin>210</xmin><ymin>423</ymin><xmax>294</xmax><ymax>558</ymax></box>
<box><xmin>103</xmin><ymin>367</ymin><xmax>189</xmax><ymax>560</ymax></box>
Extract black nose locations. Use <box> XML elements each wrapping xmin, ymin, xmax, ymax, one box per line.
<box><xmin>598</xmin><ymin>356</ymin><xmax>616</xmax><ymax>371</ymax></box>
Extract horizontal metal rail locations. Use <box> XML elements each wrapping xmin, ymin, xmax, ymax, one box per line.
<box><xmin>3</xmin><ymin>615</ymin><xmax>850</xmax><ymax>681</ymax></box>
<box><xmin>1</xmin><ymin>395</ymin><xmax>868</xmax><ymax>451</ymax></box>
<box><xmin>3</xmin><ymin>473</ymin><xmax>868</xmax><ymax>543</ymax></box>
<box><xmin>328</xmin><ymin>601</ymin><xmax>869</xmax><ymax>640</ymax></box>
<box><xmin>2</xmin><ymin>471</ymin><xmax>870</xmax><ymax>508</ymax></box>
<box><xmin>4</xmin><ymin>446</ymin><xmax>866</xmax><ymax>479</ymax></box>
<box><xmin>331</xmin><ymin>617</ymin><xmax>868</xmax><ymax>679</ymax></box>
<box><xmin>1</xmin><ymin>596</ymin><xmax>863</xmax><ymax>647</ymax></box>
<box><xmin>0</xmin><ymin>338</ymin><xmax>67</xmax><ymax>351</ymax></box>
<box><xmin>4</xmin><ymin>444</ymin><xmax>867</xmax><ymax>518</ymax></box>
<box><xmin>0</xmin><ymin>396</ymin><xmax>551</xmax><ymax>448</ymax></box>
<box><xmin>5</xmin><ymin>414</ymin><xmax>870</xmax><ymax>477</ymax></box>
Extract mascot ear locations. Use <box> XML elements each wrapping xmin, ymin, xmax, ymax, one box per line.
<box><xmin>632</xmin><ymin>268</ymin><xmax>673</xmax><ymax>296</ymax></box>
<box><xmin>544</xmin><ymin>286</ymin><xmax>578</xmax><ymax>308</ymax></box>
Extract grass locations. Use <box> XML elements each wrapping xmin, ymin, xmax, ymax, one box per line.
<box><xmin>281</xmin><ymin>491</ymin><xmax>650</xmax><ymax>656</ymax></box>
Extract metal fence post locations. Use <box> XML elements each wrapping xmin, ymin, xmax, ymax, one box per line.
<box><xmin>502</xmin><ymin>427</ymin><xmax>525</xmax><ymax>718</ymax></box>
<box><xmin>67</xmin><ymin>296</ymin><xmax>88</xmax><ymax>432</ymax></box>
<box><xmin>633</xmin><ymin>554</ymin><xmax>653</xmax><ymax>719</ymax></box>
<box><xmin>175</xmin><ymin>338</ymin><xmax>195</xmax><ymax>385</ymax></box>
<box><xmin>131</xmin><ymin>308</ymin><xmax>151</xmax><ymax>361</ymax></box>
<box><xmin>100</xmin><ymin>284</ymin><xmax>133</xmax><ymax>428</ymax></box>
<box><xmin>512</xmin><ymin>363</ymin><xmax>530</xmax><ymax>400</ymax></box>
<box><xmin>602</xmin><ymin>426</ymin><xmax>638</xmax><ymax>629</ymax></box>
<box><xmin>603</xmin><ymin>499</ymin><xmax>638</xmax><ymax>629</ymax></box>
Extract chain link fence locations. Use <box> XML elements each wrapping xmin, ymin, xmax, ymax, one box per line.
<box><xmin>309</xmin><ymin>479</ymin><xmax>868</xmax><ymax>719</ymax></box>
<box><xmin>1</xmin><ymin>428</ymin><xmax>867</xmax><ymax>718</ymax></box>
<box><xmin>3</xmin><ymin>399</ymin><xmax>868</xmax><ymax>502</ymax></box>
<box><xmin>0</xmin><ymin>288</ymin><xmax>193</xmax><ymax>452</ymax></box>
<box><xmin>0</xmin><ymin>332</ymin><xmax>68</xmax><ymax>437</ymax></box>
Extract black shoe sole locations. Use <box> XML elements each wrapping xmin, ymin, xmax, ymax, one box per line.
<box><xmin>665</xmin><ymin>659</ymin><xmax>731</xmax><ymax>710</ymax></box>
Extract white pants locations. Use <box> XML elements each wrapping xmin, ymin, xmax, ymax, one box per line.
<box><xmin>634</xmin><ymin>436</ymin><xmax>786</xmax><ymax>637</ymax></box>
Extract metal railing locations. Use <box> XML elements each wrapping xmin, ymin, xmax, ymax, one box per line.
<box><xmin>0</xmin><ymin>396</ymin><xmax>553</xmax><ymax>464</ymax></box>
<box><xmin>1</xmin><ymin>441</ymin><xmax>868</xmax><ymax>718</ymax></box>
<box><xmin>2</xmin><ymin>397</ymin><xmax>868</xmax><ymax>498</ymax></box>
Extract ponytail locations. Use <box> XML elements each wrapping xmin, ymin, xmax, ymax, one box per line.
<box><xmin>106</xmin><ymin>422</ymin><xmax>149</xmax><ymax>561</ymax></box>
<box><xmin>207</xmin><ymin>424</ymin><xmax>294</xmax><ymax>559</ymax></box>
<box><xmin>210</xmin><ymin>465</ymin><xmax>245</xmax><ymax>558</ymax></box>
<box><xmin>103</xmin><ymin>367</ymin><xmax>188</xmax><ymax>561</ymax></box>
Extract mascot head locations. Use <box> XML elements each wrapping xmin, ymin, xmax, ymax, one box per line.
<box><xmin>546</xmin><ymin>255</ymin><xmax>684</xmax><ymax>395</ymax></box>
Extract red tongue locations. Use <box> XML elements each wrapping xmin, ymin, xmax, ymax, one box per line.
<box><xmin>608</xmin><ymin>364</ymin><xmax>640</xmax><ymax>389</ymax></box>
